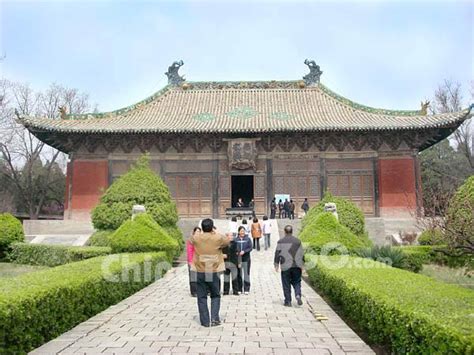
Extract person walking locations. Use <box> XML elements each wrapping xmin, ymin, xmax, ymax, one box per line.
<box><xmin>229</xmin><ymin>216</ymin><xmax>238</xmax><ymax>238</ymax></box>
<box><xmin>240</xmin><ymin>218</ymin><xmax>250</xmax><ymax>237</ymax></box>
<box><xmin>186</xmin><ymin>227</ymin><xmax>200</xmax><ymax>297</ymax></box>
<box><xmin>251</xmin><ymin>217</ymin><xmax>262</xmax><ymax>251</ymax></box>
<box><xmin>222</xmin><ymin>234</ymin><xmax>238</xmax><ymax>296</ymax></box>
<box><xmin>301</xmin><ymin>198</ymin><xmax>310</xmax><ymax>216</ymax></box>
<box><xmin>289</xmin><ymin>200</ymin><xmax>296</xmax><ymax>220</ymax></box>
<box><xmin>262</xmin><ymin>215</ymin><xmax>272</xmax><ymax>251</ymax></box>
<box><xmin>233</xmin><ymin>226</ymin><xmax>253</xmax><ymax>295</ymax></box>
<box><xmin>189</xmin><ymin>218</ymin><xmax>231</xmax><ymax>327</ymax></box>
<box><xmin>270</xmin><ymin>198</ymin><xmax>277</xmax><ymax>219</ymax></box>
<box><xmin>274</xmin><ymin>225</ymin><xmax>304</xmax><ymax>307</ymax></box>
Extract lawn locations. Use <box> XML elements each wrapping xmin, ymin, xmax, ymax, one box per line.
<box><xmin>0</xmin><ymin>262</ymin><xmax>49</xmax><ymax>278</ymax></box>
<box><xmin>421</xmin><ymin>264</ymin><xmax>474</xmax><ymax>290</ymax></box>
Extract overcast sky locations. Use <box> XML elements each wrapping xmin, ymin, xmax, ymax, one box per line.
<box><xmin>1</xmin><ymin>0</ymin><xmax>472</xmax><ymax>112</ymax></box>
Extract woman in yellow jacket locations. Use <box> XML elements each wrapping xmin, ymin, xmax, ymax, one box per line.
<box><xmin>251</xmin><ymin>217</ymin><xmax>262</xmax><ymax>251</ymax></box>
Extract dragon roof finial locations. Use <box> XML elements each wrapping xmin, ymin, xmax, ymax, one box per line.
<box><xmin>165</xmin><ymin>60</ymin><xmax>185</xmax><ymax>86</ymax></box>
<box><xmin>303</xmin><ymin>59</ymin><xmax>323</xmax><ymax>86</ymax></box>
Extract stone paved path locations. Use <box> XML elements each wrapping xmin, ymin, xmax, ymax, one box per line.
<box><xmin>31</xmin><ymin>220</ymin><xmax>373</xmax><ymax>355</ymax></box>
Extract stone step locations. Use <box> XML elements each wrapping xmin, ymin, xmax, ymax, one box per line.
<box><xmin>28</xmin><ymin>234</ymin><xmax>91</xmax><ymax>246</ymax></box>
<box><xmin>23</xmin><ymin>220</ymin><xmax>94</xmax><ymax>235</ymax></box>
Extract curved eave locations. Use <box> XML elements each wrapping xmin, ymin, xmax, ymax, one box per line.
<box><xmin>19</xmin><ymin>108</ymin><xmax>471</xmax><ymax>135</ymax></box>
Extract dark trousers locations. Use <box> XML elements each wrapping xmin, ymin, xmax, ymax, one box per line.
<box><xmin>196</xmin><ymin>272</ymin><xmax>221</xmax><ymax>326</ymax></box>
<box><xmin>281</xmin><ymin>267</ymin><xmax>302</xmax><ymax>304</ymax></box>
<box><xmin>233</xmin><ymin>260</ymin><xmax>251</xmax><ymax>292</ymax></box>
<box><xmin>270</xmin><ymin>210</ymin><xmax>276</xmax><ymax>219</ymax></box>
<box><xmin>223</xmin><ymin>262</ymin><xmax>238</xmax><ymax>295</ymax></box>
<box><xmin>188</xmin><ymin>265</ymin><xmax>197</xmax><ymax>296</ymax></box>
<box><xmin>253</xmin><ymin>238</ymin><xmax>260</xmax><ymax>251</ymax></box>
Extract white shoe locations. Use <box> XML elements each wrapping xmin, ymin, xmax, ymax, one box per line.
<box><xmin>238</xmin><ymin>291</ymin><xmax>242</xmax><ymax>295</ymax></box>
<box><xmin>244</xmin><ymin>291</ymin><xmax>249</xmax><ymax>295</ymax></box>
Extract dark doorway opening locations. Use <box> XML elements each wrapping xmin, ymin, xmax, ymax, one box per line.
<box><xmin>231</xmin><ymin>175</ymin><xmax>254</xmax><ymax>207</ymax></box>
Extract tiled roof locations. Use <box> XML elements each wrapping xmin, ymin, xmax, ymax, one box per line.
<box><xmin>19</xmin><ymin>81</ymin><xmax>472</xmax><ymax>134</ymax></box>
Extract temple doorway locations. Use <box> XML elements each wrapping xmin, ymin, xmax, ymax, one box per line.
<box><xmin>231</xmin><ymin>175</ymin><xmax>254</xmax><ymax>207</ymax></box>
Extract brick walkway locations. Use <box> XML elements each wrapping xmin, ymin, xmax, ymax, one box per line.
<box><xmin>31</xmin><ymin>220</ymin><xmax>373</xmax><ymax>355</ymax></box>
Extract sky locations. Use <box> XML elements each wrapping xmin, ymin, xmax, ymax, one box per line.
<box><xmin>0</xmin><ymin>0</ymin><xmax>473</xmax><ymax>112</ymax></box>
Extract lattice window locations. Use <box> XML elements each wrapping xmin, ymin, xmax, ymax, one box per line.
<box><xmin>363</xmin><ymin>175</ymin><xmax>373</xmax><ymax>197</ymax></box>
<box><xmin>165</xmin><ymin>177</ymin><xmax>176</xmax><ymax>198</ymax></box>
<box><xmin>310</xmin><ymin>176</ymin><xmax>319</xmax><ymax>196</ymax></box>
<box><xmin>220</xmin><ymin>176</ymin><xmax>230</xmax><ymax>199</ymax></box>
<box><xmin>274</xmin><ymin>176</ymin><xmax>285</xmax><ymax>194</ymax></box>
<box><xmin>201</xmin><ymin>177</ymin><xmax>212</xmax><ymax>198</ymax></box>
<box><xmin>190</xmin><ymin>177</ymin><xmax>200</xmax><ymax>198</ymax></box>
<box><xmin>177</xmin><ymin>177</ymin><xmax>189</xmax><ymax>198</ymax></box>
<box><xmin>255</xmin><ymin>176</ymin><xmax>266</xmax><ymax>197</ymax></box>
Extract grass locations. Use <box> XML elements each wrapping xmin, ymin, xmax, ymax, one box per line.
<box><xmin>420</xmin><ymin>264</ymin><xmax>474</xmax><ymax>289</ymax></box>
<box><xmin>0</xmin><ymin>262</ymin><xmax>48</xmax><ymax>278</ymax></box>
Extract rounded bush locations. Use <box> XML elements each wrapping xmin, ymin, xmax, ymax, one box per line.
<box><xmin>445</xmin><ymin>176</ymin><xmax>474</xmax><ymax>253</ymax></box>
<box><xmin>0</xmin><ymin>213</ymin><xmax>24</xmax><ymax>257</ymax></box>
<box><xmin>87</xmin><ymin>230</ymin><xmax>114</xmax><ymax>247</ymax></box>
<box><xmin>109</xmin><ymin>214</ymin><xmax>179</xmax><ymax>259</ymax></box>
<box><xmin>418</xmin><ymin>228</ymin><xmax>445</xmax><ymax>246</ymax></box>
<box><xmin>91</xmin><ymin>156</ymin><xmax>179</xmax><ymax>237</ymax></box>
<box><xmin>303</xmin><ymin>192</ymin><xmax>366</xmax><ymax>237</ymax></box>
<box><xmin>300</xmin><ymin>212</ymin><xmax>370</xmax><ymax>255</ymax></box>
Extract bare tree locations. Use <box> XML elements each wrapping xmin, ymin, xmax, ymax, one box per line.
<box><xmin>432</xmin><ymin>80</ymin><xmax>473</xmax><ymax>169</ymax></box>
<box><xmin>0</xmin><ymin>79</ymin><xmax>91</xmax><ymax>218</ymax></box>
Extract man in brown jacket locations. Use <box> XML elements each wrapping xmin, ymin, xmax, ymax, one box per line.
<box><xmin>189</xmin><ymin>218</ymin><xmax>231</xmax><ymax>327</ymax></box>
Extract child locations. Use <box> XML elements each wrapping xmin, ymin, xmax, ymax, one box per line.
<box><xmin>262</xmin><ymin>215</ymin><xmax>272</xmax><ymax>250</ymax></box>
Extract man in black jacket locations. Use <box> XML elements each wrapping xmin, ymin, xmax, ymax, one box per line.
<box><xmin>274</xmin><ymin>225</ymin><xmax>304</xmax><ymax>306</ymax></box>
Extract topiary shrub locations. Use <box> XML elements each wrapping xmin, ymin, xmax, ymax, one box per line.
<box><xmin>7</xmin><ymin>243</ymin><xmax>111</xmax><ymax>267</ymax></box>
<box><xmin>0</xmin><ymin>213</ymin><xmax>24</xmax><ymax>258</ymax></box>
<box><xmin>300</xmin><ymin>212</ymin><xmax>370</xmax><ymax>255</ymax></box>
<box><xmin>445</xmin><ymin>176</ymin><xmax>474</xmax><ymax>256</ymax></box>
<box><xmin>91</xmin><ymin>155</ymin><xmax>182</xmax><ymax>248</ymax></box>
<box><xmin>356</xmin><ymin>245</ymin><xmax>423</xmax><ymax>273</ymax></box>
<box><xmin>110</xmin><ymin>213</ymin><xmax>179</xmax><ymax>259</ymax></box>
<box><xmin>418</xmin><ymin>228</ymin><xmax>446</xmax><ymax>246</ymax></box>
<box><xmin>87</xmin><ymin>230</ymin><xmax>114</xmax><ymax>247</ymax></box>
<box><xmin>302</xmin><ymin>192</ymin><xmax>366</xmax><ymax>237</ymax></box>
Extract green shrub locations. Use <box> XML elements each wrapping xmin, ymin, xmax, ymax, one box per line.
<box><xmin>163</xmin><ymin>225</ymin><xmax>184</xmax><ymax>248</ymax></box>
<box><xmin>7</xmin><ymin>243</ymin><xmax>111</xmax><ymax>267</ymax></box>
<box><xmin>0</xmin><ymin>213</ymin><xmax>24</xmax><ymax>258</ymax></box>
<box><xmin>355</xmin><ymin>245</ymin><xmax>422</xmax><ymax>272</ymax></box>
<box><xmin>0</xmin><ymin>252</ymin><xmax>170</xmax><ymax>354</ymax></box>
<box><xmin>302</xmin><ymin>192</ymin><xmax>365</xmax><ymax>236</ymax></box>
<box><xmin>398</xmin><ymin>245</ymin><xmax>474</xmax><ymax>270</ymax></box>
<box><xmin>306</xmin><ymin>255</ymin><xmax>474</xmax><ymax>354</ymax></box>
<box><xmin>418</xmin><ymin>228</ymin><xmax>446</xmax><ymax>246</ymax></box>
<box><xmin>445</xmin><ymin>176</ymin><xmax>474</xmax><ymax>255</ymax></box>
<box><xmin>110</xmin><ymin>214</ymin><xmax>179</xmax><ymax>259</ymax></box>
<box><xmin>92</xmin><ymin>155</ymin><xmax>178</xmax><ymax>232</ymax></box>
<box><xmin>87</xmin><ymin>230</ymin><xmax>114</xmax><ymax>247</ymax></box>
<box><xmin>300</xmin><ymin>212</ymin><xmax>370</xmax><ymax>255</ymax></box>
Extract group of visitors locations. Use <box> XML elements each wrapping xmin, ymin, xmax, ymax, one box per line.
<box><xmin>186</xmin><ymin>218</ymin><xmax>304</xmax><ymax>327</ymax></box>
<box><xmin>270</xmin><ymin>197</ymin><xmax>310</xmax><ymax>219</ymax></box>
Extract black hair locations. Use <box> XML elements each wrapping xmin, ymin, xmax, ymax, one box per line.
<box><xmin>193</xmin><ymin>226</ymin><xmax>201</xmax><ymax>233</ymax></box>
<box><xmin>238</xmin><ymin>226</ymin><xmax>246</xmax><ymax>233</ymax></box>
<box><xmin>253</xmin><ymin>217</ymin><xmax>258</xmax><ymax>223</ymax></box>
<box><xmin>284</xmin><ymin>225</ymin><xmax>293</xmax><ymax>235</ymax></box>
<box><xmin>201</xmin><ymin>218</ymin><xmax>214</xmax><ymax>233</ymax></box>
<box><xmin>231</xmin><ymin>216</ymin><xmax>237</xmax><ymax>222</ymax></box>
<box><xmin>242</xmin><ymin>219</ymin><xmax>247</xmax><ymax>224</ymax></box>
<box><xmin>263</xmin><ymin>215</ymin><xmax>268</xmax><ymax>221</ymax></box>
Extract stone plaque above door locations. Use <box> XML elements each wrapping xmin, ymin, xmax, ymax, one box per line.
<box><xmin>224</xmin><ymin>138</ymin><xmax>260</xmax><ymax>170</ymax></box>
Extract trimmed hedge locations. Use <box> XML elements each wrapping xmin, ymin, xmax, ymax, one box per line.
<box><xmin>299</xmin><ymin>212</ymin><xmax>370</xmax><ymax>254</ymax></box>
<box><xmin>7</xmin><ymin>243</ymin><xmax>111</xmax><ymax>267</ymax></box>
<box><xmin>306</xmin><ymin>255</ymin><xmax>474</xmax><ymax>354</ymax></box>
<box><xmin>0</xmin><ymin>252</ymin><xmax>170</xmax><ymax>354</ymax></box>
<box><xmin>0</xmin><ymin>213</ymin><xmax>24</xmax><ymax>258</ymax></box>
<box><xmin>302</xmin><ymin>192</ymin><xmax>366</xmax><ymax>237</ymax></box>
<box><xmin>87</xmin><ymin>230</ymin><xmax>114</xmax><ymax>247</ymax></box>
<box><xmin>110</xmin><ymin>214</ymin><xmax>180</xmax><ymax>259</ymax></box>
